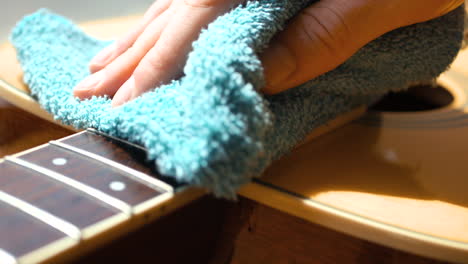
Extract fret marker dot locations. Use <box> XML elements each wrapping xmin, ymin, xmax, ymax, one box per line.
<box><xmin>109</xmin><ymin>181</ymin><xmax>126</xmax><ymax>192</ymax></box>
<box><xmin>52</xmin><ymin>158</ymin><xmax>67</xmax><ymax>166</ymax></box>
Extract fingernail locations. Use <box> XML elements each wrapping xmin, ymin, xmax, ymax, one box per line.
<box><xmin>112</xmin><ymin>77</ymin><xmax>135</xmax><ymax>107</ymax></box>
<box><xmin>90</xmin><ymin>45</ymin><xmax>114</xmax><ymax>66</ymax></box>
<box><xmin>74</xmin><ymin>72</ymin><xmax>102</xmax><ymax>91</ymax></box>
<box><xmin>261</xmin><ymin>42</ymin><xmax>296</xmax><ymax>93</ymax></box>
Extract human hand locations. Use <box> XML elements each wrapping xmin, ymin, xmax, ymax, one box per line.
<box><xmin>73</xmin><ymin>0</ymin><xmax>464</xmax><ymax>106</ymax></box>
<box><xmin>260</xmin><ymin>0</ymin><xmax>464</xmax><ymax>93</ymax></box>
<box><xmin>73</xmin><ymin>0</ymin><xmax>243</xmax><ymax>106</ymax></box>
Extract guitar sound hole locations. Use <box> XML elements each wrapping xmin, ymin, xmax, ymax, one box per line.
<box><xmin>370</xmin><ymin>84</ymin><xmax>453</xmax><ymax>112</ymax></box>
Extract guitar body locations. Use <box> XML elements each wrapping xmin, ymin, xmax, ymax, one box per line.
<box><xmin>0</xmin><ymin>99</ymin><xmax>71</xmax><ymax>157</ymax></box>
<box><xmin>1</xmin><ymin>15</ymin><xmax>468</xmax><ymax>264</ymax></box>
<box><xmin>0</xmin><ymin>99</ymin><xmax>453</xmax><ymax>264</ymax></box>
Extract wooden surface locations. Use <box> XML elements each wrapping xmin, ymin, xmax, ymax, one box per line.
<box><xmin>0</xmin><ymin>103</ymin><xmax>209</xmax><ymax>263</ymax></box>
<box><xmin>0</xmin><ymin>99</ymin><xmax>72</xmax><ymax>157</ymax></box>
<box><xmin>0</xmin><ymin>65</ymin><xmax>457</xmax><ymax>264</ymax></box>
<box><xmin>19</xmin><ymin>145</ymin><xmax>166</xmax><ymax>206</ymax></box>
<box><xmin>0</xmin><ymin>162</ymin><xmax>119</xmax><ymax>229</ymax></box>
<box><xmin>0</xmin><ymin>200</ymin><xmax>67</xmax><ymax>258</ymax></box>
<box><xmin>240</xmin><ymin>67</ymin><xmax>468</xmax><ymax>263</ymax></box>
<box><xmin>238</xmin><ymin>47</ymin><xmax>468</xmax><ymax>263</ymax></box>
<box><xmin>62</xmin><ymin>131</ymin><xmax>180</xmax><ymax>187</ymax></box>
<box><xmin>0</xmin><ymin>97</ymin><xmax>456</xmax><ymax>264</ymax></box>
<box><xmin>229</xmin><ymin>199</ymin><xmax>450</xmax><ymax>264</ymax></box>
<box><xmin>71</xmin><ymin>196</ymin><xmax>232</xmax><ymax>264</ymax></box>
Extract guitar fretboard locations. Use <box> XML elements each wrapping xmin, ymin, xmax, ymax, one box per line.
<box><xmin>0</xmin><ymin>129</ymin><xmax>190</xmax><ymax>264</ymax></box>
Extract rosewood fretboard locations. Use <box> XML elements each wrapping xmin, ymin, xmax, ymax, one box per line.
<box><xmin>0</xmin><ymin>129</ymin><xmax>195</xmax><ymax>264</ymax></box>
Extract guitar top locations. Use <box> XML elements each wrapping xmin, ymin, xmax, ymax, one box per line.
<box><xmin>240</xmin><ymin>70</ymin><xmax>468</xmax><ymax>263</ymax></box>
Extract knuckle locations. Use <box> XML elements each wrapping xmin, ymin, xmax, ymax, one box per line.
<box><xmin>135</xmin><ymin>51</ymin><xmax>168</xmax><ymax>80</ymax></box>
<box><xmin>148</xmin><ymin>51</ymin><xmax>170</xmax><ymax>71</ymax></box>
<box><xmin>298</xmin><ymin>7</ymin><xmax>351</xmax><ymax>62</ymax></box>
<box><xmin>114</xmin><ymin>38</ymin><xmax>131</xmax><ymax>53</ymax></box>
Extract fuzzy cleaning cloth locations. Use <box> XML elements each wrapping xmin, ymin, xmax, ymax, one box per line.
<box><xmin>11</xmin><ymin>2</ymin><xmax>464</xmax><ymax>197</ymax></box>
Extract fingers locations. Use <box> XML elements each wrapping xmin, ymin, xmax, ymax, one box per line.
<box><xmin>260</xmin><ymin>0</ymin><xmax>464</xmax><ymax>94</ymax></box>
<box><xmin>112</xmin><ymin>0</ymin><xmax>242</xmax><ymax>106</ymax></box>
<box><xmin>74</xmin><ymin>7</ymin><xmax>174</xmax><ymax>99</ymax></box>
<box><xmin>261</xmin><ymin>0</ymin><xmax>383</xmax><ymax>93</ymax></box>
<box><xmin>89</xmin><ymin>0</ymin><xmax>172</xmax><ymax>73</ymax></box>
<box><xmin>77</xmin><ymin>0</ymin><xmax>463</xmax><ymax>105</ymax></box>
<box><xmin>76</xmin><ymin>0</ymin><xmax>241</xmax><ymax>104</ymax></box>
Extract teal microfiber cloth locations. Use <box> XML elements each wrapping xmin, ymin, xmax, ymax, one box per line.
<box><xmin>11</xmin><ymin>1</ymin><xmax>465</xmax><ymax>197</ymax></box>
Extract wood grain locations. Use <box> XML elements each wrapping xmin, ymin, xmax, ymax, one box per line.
<box><xmin>239</xmin><ymin>69</ymin><xmax>468</xmax><ymax>262</ymax></box>
<box><xmin>229</xmin><ymin>199</ymin><xmax>451</xmax><ymax>264</ymax></box>
<box><xmin>18</xmin><ymin>145</ymin><xmax>165</xmax><ymax>206</ymax></box>
<box><xmin>63</xmin><ymin>131</ymin><xmax>180</xmax><ymax>187</ymax></box>
<box><xmin>0</xmin><ymin>200</ymin><xmax>66</xmax><ymax>257</ymax></box>
<box><xmin>0</xmin><ymin>161</ymin><xmax>118</xmax><ymax>229</ymax></box>
<box><xmin>0</xmin><ymin>98</ymin><xmax>72</xmax><ymax>157</ymax></box>
<box><xmin>71</xmin><ymin>196</ymin><xmax>230</xmax><ymax>264</ymax></box>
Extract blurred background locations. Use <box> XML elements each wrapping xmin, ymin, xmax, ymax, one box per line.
<box><xmin>1</xmin><ymin>0</ymin><xmax>154</xmax><ymax>42</ymax></box>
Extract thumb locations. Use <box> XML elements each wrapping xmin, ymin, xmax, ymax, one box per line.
<box><xmin>260</xmin><ymin>0</ymin><xmax>464</xmax><ymax>94</ymax></box>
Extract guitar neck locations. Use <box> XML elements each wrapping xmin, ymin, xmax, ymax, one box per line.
<box><xmin>0</xmin><ymin>129</ymin><xmax>204</xmax><ymax>264</ymax></box>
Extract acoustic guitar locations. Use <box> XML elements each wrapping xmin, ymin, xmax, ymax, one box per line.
<box><xmin>1</xmin><ymin>16</ymin><xmax>468</xmax><ymax>264</ymax></box>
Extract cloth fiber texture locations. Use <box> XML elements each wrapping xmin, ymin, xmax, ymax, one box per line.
<box><xmin>11</xmin><ymin>2</ymin><xmax>465</xmax><ymax>197</ymax></box>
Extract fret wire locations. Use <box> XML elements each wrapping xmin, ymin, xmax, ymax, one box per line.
<box><xmin>52</xmin><ymin>129</ymin><xmax>87</xmax><ymax>142</ymax></box>
<box><xmin>8</xmin><ymin>142</ymin><xmax>52</xmax><ymax>160</ymax></box>
<box><xmin>0</xmin><ymin>248</ymin><xmax>17</xmax><ymax>264</ymax></box>
<box><xmin>0</xmin><ymin>190</ymin><xmax>81</xmax><ymax>240</ymax></box>
<box><xmin>50</xmin><ymin>140</ymin><xmax>174</xmax><ymax>193</ymax></box>
<box><xmin>86</xmin><ymin>128</ymin><xmax>147</xmax><ymax>152</ymax></box>
<box><xmin>5</xmin><ymin>157</ymin><xmax>132</xmax><ymax>216</ymax></box>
